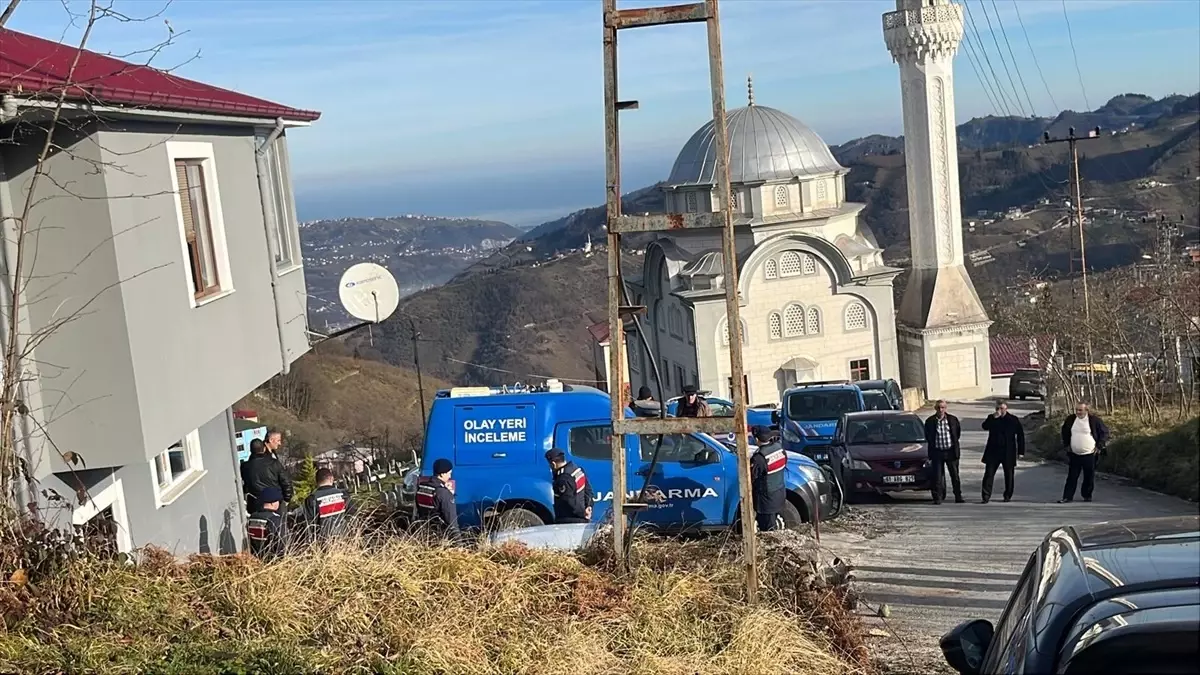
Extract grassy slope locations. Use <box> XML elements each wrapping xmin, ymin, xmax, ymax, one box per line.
<box><xmin>1030</xmin><ymin>412</ymin><xmax>1200</xmax><ymax>501</ymax></box>
<box><xmin>0</xmin><ymin>533</ymin><xmax>871</xmax><ymax>675</ymax></box>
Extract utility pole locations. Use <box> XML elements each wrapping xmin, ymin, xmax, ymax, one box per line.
<box><xmin>407</xmin><ymin>317</ymin><xmax>428</xmax><ymax>432</ymax></box>
<box><xmin>1043</xmin><ymin>127</ymin><xmax>1101</xmax><ymax>400</ymax></box>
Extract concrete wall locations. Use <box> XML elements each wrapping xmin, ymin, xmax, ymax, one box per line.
<box><xmin>905</xmin><ymin>326</ymin><xmax>992</xmax><ymax>401</ymax></box>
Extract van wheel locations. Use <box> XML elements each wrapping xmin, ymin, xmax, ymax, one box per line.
<box><xmin>494</xmin><ymin>507</ymin><xmax>545</xmax><ymax>531</ymax></box>
<box><xmin>780</xmin><ymin>500</ymin><xmax>805</xmax><ymax>529</ymax></box>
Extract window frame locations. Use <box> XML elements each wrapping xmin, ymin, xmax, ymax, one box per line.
<box><xmin>774</xmin><ymin>184</ymin><xmax>789</xmax><ymax>208</ymax></box>
<box><xmin>720</xmin><ymin>317</ymin><xmax>747</xmax><ymax>346</ymax></box>
<box><xmin>805</xmin><ymin>306</ymin><xmax>822</xmax><ymax>335</ymax></box>
<box><xmin>844</xmin><ymin>301</ymin><xmax>870</xmax><ymax>332</ymax></box>
<box><xmin>685</xmin><ymin>191</ymin><xmax>698</xmax><ymax>213</ymax></box>
<box><xmin>849</xmin><ymin>358</ymin><xmax>872</xmax><ymax>382</ymax></box>
<box><xmin>779</xmin><ymin>251</ymin><xmax>803</xmax><ymax>277</ymax></box>
<box><xmin>151</xmin><ymin>428</ymin><xmax>207</xmax><ymax>507</ymax></box>
<box><xmin>639</xmin><ymin>433</ymin><xmax>711</xmax><ymax>464</ymax></box>
<box><xmin>764</xmin><ymin>258</ymin><xmax>779</xmax><ymax>280</ymax></box>
<box><xmin>258</xmin><ymin>133</ymin><xmax>302</xmax><ymax>275</ymax></box>
<box><xmin>568</xmin><ymin>424</ymin><xmax>613</xmax><ymax>461</ymax></box>
<box><xmin>768</xmin><ymin>311</ymin><xmax>783</xmax><ymax>340</ymax></box>
<box><xmin>783</xmin><ymin>303</ymin><xmax>806</xmax><ymax>338</ymax></box>
<box><xmin>71</xmin><ymin>478</ymin><xmax>133</xmax><ymax>554</ymax></box>
<box><xmin>166</xmin><ymin>141</ymin><xmax>234</xmax><ymax>307</ymax></box>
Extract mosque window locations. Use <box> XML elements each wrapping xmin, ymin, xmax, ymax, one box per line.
<box><xmin>802</xmin><ymin>254</ymin><xmax>818</xmax><ymax>275</ymax></box>
<box><xmin>768</xmin><ymin>312</ymin><xmax>782</xmax><ymax>340</ymax></box>
<box><xmin>685</xmin><ymin>192</ymin><xmax>698</xmax><ymax>213</ymax></box>
<box><xmin>779</xmin><ymin>251</ymin><xmax>802</xmax><ymax>276</ymax></box>
<box><xmin>764</xmin><ymin>258</ymin><xmax>778</xmax><ymax>280</ymax></box>
<box><xmin>845</xmin><ymin>302</ymin><xmax>869</xmax><ymax>331</ymax></box>
<box><xmin>774</xmin><ymin>185</ymin><xmax>789</xmax><ymax>208</ymax></box>
<box><xmin>816</xmin><ymin>180</ymin><xmax>828</xmax><ymax>202</ymax></box>
<box><xmin>806</xmin><ymin>307</ymin><xmax>821</xmax><ymax>335</ymax></box>
<box><xmin>783</xmin><ymin>304</ymin><xmax>805</xmax><ymax>337</ymax></box>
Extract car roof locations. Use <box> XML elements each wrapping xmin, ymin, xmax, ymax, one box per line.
<box><xmin>1051</xmin><ymin>516</ymin><xmax>1200</xmax><ymax>594</ymax></box>
<box><xmin>784</xmin><ymin>384</ymin><xmax>859</xmax><ymax>394</ymax></box>
<box><xmin>854</xmin><ymin>379</ymin><xmax>890</xmax><ymax>389</ymax></box>
<box><xmin>1069</xmin><ymin>515</ymin><xmax>1200</xmax><ymax>550</ymax></box>
<box><xmin>843</xmin><ymin>410</ymin><xmax>918</xmax><ymax>420</ymax></box>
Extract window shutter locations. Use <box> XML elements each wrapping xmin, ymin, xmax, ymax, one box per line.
<box><xmin>175</xmin><ymin>160</ymin><xmax>196</xmax><ymax>242</ymax></box>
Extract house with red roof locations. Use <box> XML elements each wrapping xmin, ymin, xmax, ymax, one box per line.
<box><xmin>2</xmin><ymin>28</ymin><xmax>319</xmax><ymax>555</ymax></box>
<box><xmin>988</xmin><ymin>334</ymin><xmax>1057</xmax><ymax>397</ymax></box>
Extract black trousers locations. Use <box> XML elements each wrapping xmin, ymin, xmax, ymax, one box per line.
<box><xmin>756</xmin><ymin>512</ymin><xmax>778</xmax><ymax>532</ymax></box>
<box><xmin>929</xmin><ymin>456</ymin><xmax>962</xmax><ymax>501</ymax></box>
<box><xmin>982</xmin><ymin>458</ymin><xmax>1016</xmax><ymax>501</ymax></box>
<box><xmin>1063</xmin><ymin>453</ymin><xmax>1097</xmax><ymax>501</ymax></box>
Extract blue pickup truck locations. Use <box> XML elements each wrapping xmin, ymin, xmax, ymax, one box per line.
<box><xmin>403</xmin><ymin>381</ymin><xmax>833</xmax><ymax>533</ymax></box>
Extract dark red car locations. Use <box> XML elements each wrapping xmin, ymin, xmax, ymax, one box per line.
<box><xmin>834</xmin><ymin>411</ymin><xmax>932</xmax><ymax>497</ymax></box>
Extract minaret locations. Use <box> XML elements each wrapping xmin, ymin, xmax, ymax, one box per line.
<box><xmin>883</xmin><ymin>0</ymin><xmax>991</xmax><ymax>399</ymax></box>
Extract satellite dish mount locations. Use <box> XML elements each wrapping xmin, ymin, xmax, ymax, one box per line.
<box><xmin>309</xmin><ymin>262</ymin><xmax>401</xmax><ymax>345</ymax></box>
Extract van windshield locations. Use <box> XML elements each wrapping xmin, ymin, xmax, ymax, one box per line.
<box><xmin>785</xmin><ymin>390</ymin><xmax>861</xmax><ymax>421</ymax></box>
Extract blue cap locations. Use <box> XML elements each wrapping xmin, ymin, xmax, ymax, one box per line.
<box><xmin>432</xmin><ymin>458</ymin><xmax>453</xmax><ymax>475</ymax></box>
<box><xmin>258</xmin><ymin>487</ymin><xmax>283</xmax><ymax>504</ymax></box>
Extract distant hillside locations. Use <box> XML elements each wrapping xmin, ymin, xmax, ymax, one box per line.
<box><xmin>301</xmin><ymin>215</ymin><xmax>521</xmax><ymax>329</ymax></box>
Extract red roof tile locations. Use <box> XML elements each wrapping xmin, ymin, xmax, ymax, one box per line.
<box><xmin>587</xmin><ymin>321</ymin><xmax>610</xmax><ymax>344</ymax></box>
<box><xmin>1</xmin><ymin>28</ymin><xmax>320</xmax><ymax>122</ymax></box>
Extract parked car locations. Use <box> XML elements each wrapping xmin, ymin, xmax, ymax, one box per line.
<box><xmin>860</xmin><ymin>388</ymin><xmax>895</xmax><ymax>411</ymax></box>
<box><xmin>664</xmin><ymin>394</ymin><xmax>776</xmax><ymax>428</ymax></box>
<box><xmin>854</xmin><ymin>378</ymin><xmax>904</xmax><ymax>410</ymax></box>
<box><xmin>1008</xmin><ymin>368</ymin><xmax>1045</xmax><ymax>400</ymax></box>
<box><xmin>941</xmin><ymin>514</ymin><xmax>1200</xmax><ymax>675</ymax></box>
<box><xmin>835</xmin><ymin>411</ymin><xmax>932</xmax><ymax>497</ymax></box>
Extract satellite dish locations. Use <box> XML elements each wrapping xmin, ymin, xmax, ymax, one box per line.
<box><xmin>338</xmin><ymin>263</ymin><xmax>399</xmax><ymax>323</ymax></box>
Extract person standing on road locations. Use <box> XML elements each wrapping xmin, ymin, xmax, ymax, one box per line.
<box><xmin>546</xmin><ymin>449</ymin><xmax>594</xmax><ymax>524</ymax></box>
<box><xmin>676</xmin><ymin>384</ymin><xmax>711</xmax><ymax>418</ymax></box>
<box><xmin>981</xmin><ymin>402</ymin><xmax>1026</xmax><ymax>503</ymax></box>
<box><xmin>303</xmin><ymin>468</ymin><xmax>355</xmax><ymax>542</ymax></box>
<box><xmin>923</xmin><ymin>400</ymin><xmax>964</xmax><ymax>504</ymax></box>
<box><xmin>241</xmin><ymin>438</ymin><xmax>293</xmax><ymax>515</ymax></box>
<box><xmin>414</xmin><ymin>458</ymin><xmax>460</xmax><ymax>538</ymax></box>
<box><xmin>750</xmin><ymin>426</ymin><xmax>787</xmax><ymax>531</ymax></box>
<box><xmin>1058</xmin><ymin>402</ymin><xmax>1110</xmax><ymax>503</ymax></box>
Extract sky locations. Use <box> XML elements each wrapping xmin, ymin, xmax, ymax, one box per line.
<box><xmin>10</xmin><ymin>0</ymin><xmax>1200</xmax><ymax>226</ymax></box>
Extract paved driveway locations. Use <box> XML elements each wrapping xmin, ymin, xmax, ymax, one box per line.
<box><xmin>822</xmin><ymin>399</ymin><xmax>1199</xmax><ymax>673</ymax></box>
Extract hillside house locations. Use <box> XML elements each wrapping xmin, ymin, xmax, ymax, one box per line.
<box><xmin>1</xmin><ymin>29</ymin><xmax>318</xmax><ymax>555</ymax></box>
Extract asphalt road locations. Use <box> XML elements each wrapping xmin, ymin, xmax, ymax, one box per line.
<box><xmin>822</xmin><ymin>399</ymin><xmax>1199</xmax><ymax>673</ymax></box>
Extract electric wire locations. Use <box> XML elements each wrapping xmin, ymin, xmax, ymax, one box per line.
<box><xmin>1011</xmin><ymin>0</ymin><xmax>1060</xmax><ymax>112</ymax></box>
<box><xmin>989</xmin><ymin>0</ymin><xmax>1038</xmax><ymax>116</ymax></box>
<box><xmin>961</xmin><ymin>31</ymin><xmax>1004</xmax><ymax>115</ymax></box>
<box><xmin>963</xmin><ymin>5</ymin><xmax>1017</xmax><ymax>117</ymax></box>
<box><xmin>1061</xmin><ymin>0</ymin><xmax>1092</xmax><ymax>110</ymax></box>
<box><xmin>976</xmin><ymin>0</ymin><xmax>1028</xmax><ymax>117</ymax></box>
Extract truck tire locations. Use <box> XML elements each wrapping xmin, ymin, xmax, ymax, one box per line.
<box><xmin>493</xmin><ymin>507</ymin><xmax>545</xmax><ymax>531</ymax></box>
<box><xmin>779</xmin><ymin>500</ymin><xmax>805</xmax><ymax>529</ymax></box>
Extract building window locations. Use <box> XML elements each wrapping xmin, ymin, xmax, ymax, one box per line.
<box><xmin>768</xmin><ymin>312</ymin><xmax>783</xmax><ymax>339</ymax></box>
<box><xmin>779</xmin><ymin>251</ymin><xmax>802</xmax><ymax>276</ymax></box>
<box><xmin>774</xmin><ymin>184</ymin><xmax>789</xmax><ymax>208</ymax></box>
<box><xmin>686</xmin><ymin>313</ymin><xmax>695</xmax><ymax>345</ymax></box>
<box><xmin>569</xmin><ymin>424</ymin><xmax>613</xmax><ymax>460</ymax></box>
<box><xmin>806</xmin><ymin>306</ymin><xmax>821</xmax><ymax>335</ymax></box>
<box><xmin>720</xmin><ymin>317</ymin><xmax>747</xmax><ymax>346</ymax></box>
<box><xmin>168</xmin><ymin>142</ymin><xmax>232</xmax><ymax>305</ymax></box>
<box><xmin>783</xmin><ymin>303</ymin><xmax>805</xmax><ymax>337</ymax></box>
<box><xmin>259</xmin><ymin>133</ymin><xmax>299</xmax><ymax>271</ymax></box>
<box><xmin>850</xmin><ymin>359</ymin><xmax>871</xmax><ymax>382</ymax></box>
<box><xmin>662</xmin><ymin>359</ymin><xmax>671</xmax><ymax>388</ymax></box>
<box><xmin>802</xmin><ymin>254</ymin><xmax>818</xmax><ymax>275</ymax></box>
<box><xmin>764</xmin><ymin>258</ymin><xmax>778</xmax><ymax>280</ymax></box>
<box><xmin>845</xmin><ymin>302</ymin><xmax>869</xmax><ymax>331</ymax></box>
<box><xmin>668</xmin><ymin>306</ymin><xmax>683</xmax><ymax>338</ymax></box>
<box><xmin>629</xmin><ymin>344</ymin><xmax>640</xmax><ymax>373</ymax></box>
<box><xmin>152</xmin><ymin>429</ymin><xmax>205</xmax><ymax>506</ymax></box>
<box><xmin>685</xmin><ymin>192</ymin><xmax>698</xmax><ymax>213</ymax></box>
<box><xmin>815</xmin><ymin>179</ymin><xmax>828</xmax><ymax>202</ymax></box>
<box><xmin>730</xmin><ymin>191</ymin><xmax>739</xmax><ymax>212</ymax></box>
<box><xmin>675</xmin><ymin>364</ymin><xmax>687</xmax><ymax>391</ymax></box>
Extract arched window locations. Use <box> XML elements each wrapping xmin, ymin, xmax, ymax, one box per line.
<box><xmin>779</xmin><ymin>251</ymin><xmax>802</xmax><ymax>276</ymax></box>
<box><xmin>802</xmin><ymin>254</ymin><xmax>818</xmax><ymax>275</ymax></box>
<box><xmin>774</xmin><ymin>185</ymin><xmax>789</xmax><ymax>208</ymax></box>
<box><xmin>685</xmin><ymin>192</ymin><xmax>697</xmax><ymax>213</ymax></box>
<box><xmin>768</xmin><ymin>312</ymin><xmax>782</xmax><ymax>340</ymax></box>
<box><xmin>764</xmin><ymin>258</ymin><xmax>778</xmax><ymax>280</ymax></box>
<box><xmin>720</xmin><ymin>317</ymin><xmax>747</xmax><ymax>346</ymax></box>
<box><xmin>806</xmin><ymin>306</ymin><xmax>821</xmax><ymax>334</ymax></box>
<box><xmin>730</xmin><ymin>192</ymin><xmax>739</xmax><ymax>211</ymax></box>
<box><xmin>845</xmin><ymin>302</ymin><xmax>868</xmax><ymax>331</ymax></box>
<box><xmin>783</xmin><ymin>303</ymin><xmax>805</xmax><ymax>337</ymax></box>
<box><xmin>669</xmin><ymin>306</ymin><xmax>683</xmax><ymax>337</ymax></box>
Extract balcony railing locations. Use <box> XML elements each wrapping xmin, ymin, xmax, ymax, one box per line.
<box><xmin>883</xmin><ymin>4</ymin><xmax>962</xmax><ymax>31</ymax></box>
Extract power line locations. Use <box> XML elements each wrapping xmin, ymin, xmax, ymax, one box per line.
<box><xmin>963</xmin><ymin>0</ymin><xmax>1019</xmax><ymax>116</ymax></box>
<box><xmin>961</xmin><ymin>31</ymin><xmax>1004</xmax><ymax>115</ymax></box>
<box><xmin>976</xmin><ymin>0</ymin><xmax>1028</xmax><ymax>117</ymax></box>
<box><xmin>1061</xmin><ymin>0</ymin><xmax>1092</xmax><ymax>110</ymax></box>
<box><xmin>1011</xmin><ymin>0</ymin><xmax>1060</xmax><ymax>112</ymax></box>
<box><xmin>989</xmin><ymin>0</ymin><xmax>1038</xmax><ymax>116</ymax></box>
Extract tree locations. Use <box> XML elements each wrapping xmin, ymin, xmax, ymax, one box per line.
<box><xmin>291</xmin><ymin>454</ymin><xmax>317</xmax><ymax>506</ymax></box>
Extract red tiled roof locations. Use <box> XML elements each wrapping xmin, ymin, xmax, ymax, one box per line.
<box><xmin>990</xmin><ymin>335</ymin><xmax>1035</xmax><ymax>375</ymax></box>
<box><xmin>1</xmin><ymin>28</ymin><xmax>320</xmax><ymax>122</ymax></box>
<box><xmin>587</xmin><ymin>321</ymin><xmax>610</xmax><ymax>344</ymax></box>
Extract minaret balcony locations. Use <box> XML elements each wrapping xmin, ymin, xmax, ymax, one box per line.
<box><xmin>883</xmin><ymin>3</ymin><xmax>964</xmax><ymax>63</ymax></box>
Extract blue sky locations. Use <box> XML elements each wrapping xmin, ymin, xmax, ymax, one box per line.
<box><xmin>10</xmin><ymin>0</ymin><xmax>1200</xmax><ymax>226</ymax></box>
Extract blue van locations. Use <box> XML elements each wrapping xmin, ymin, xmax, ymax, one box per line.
<box><xmin>405</xmin><ymin>382</ymin><xmax>833</xmax><ymax>533</ymax></box>
<box><xmin>775</xmin><ymin>382</ymin><xmax>867</xmax><ymax>455</ymax></box>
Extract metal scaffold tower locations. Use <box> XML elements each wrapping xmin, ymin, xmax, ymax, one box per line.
<box><xmin>601</xmin><ymin>0</ymin><xmax>759</xmax><ymax>601</ymax></box>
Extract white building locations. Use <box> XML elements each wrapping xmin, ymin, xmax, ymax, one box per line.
<box><xmin>883</xmin><ymin>0</ymin><xmax>992</xmax><ymax>399</ymax></box>
<box><xmin>624</xmin><ymin>83</ymin><xmax>902</xmax><ymax>405</ymax></box>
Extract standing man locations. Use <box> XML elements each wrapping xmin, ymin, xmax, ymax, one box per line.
<box><xmin>630</xmin><ymin>385</ymin><xmax>663</xmax><ymax>418</ymax></box>
<box><xmin>247</xmin><ymin>486</ymin><xmax>288</xmax><ymax>561</ymax></box>
<box><xmin>749</xmin><ymin>426</ymin><xmax>787</xmax><ymax>531</ymax></box>
<box><xmin>303</xmin><ymin>468</ymin><xmax>355</xmax><ymax>542</ymax></box>
<box><xmin>241</xmin><ymin>438</ymin><xmax>293</xmax><ymax>514</ymax></box>
<box><xmin>545</xmin><ymin>449</ymin><xmax>593</xmax><ymax>524</ymax></box>
<box><xmin>265</xmin><ymin>429</ymin><xmax>284</xmax><ymax>461</ymax></box>
<box><xmin>1058</xmin><ymin>402</ymin><xmax>1110</xmax><ymax>503</ymax></box>
<box><xmin>981</xmin><ymin>402</ymin><xmax>1026</xmax><ymax>503</ymax></box>
<box><xmin>413</xmin><ymin>458</ymin><xmax>460</xmax><ymax>538</ymax></box>
<box><xmin>923</xmin><ymin>400</ymin><xmax>963</xmax><ymax>504</ymax></box>
<box><xmin>676</xmin><ymin>385</ymin><xmax>711</xmax><ymax>418</ymax></box>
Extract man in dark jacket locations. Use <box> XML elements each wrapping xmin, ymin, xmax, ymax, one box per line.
<box><xmin>247</xmin><ymin>486</ymin><xmax>288</xmax><ymax>561</ymax></box>
<box><xmin>303</xmin><ymin>468</ymin><xmax>355</xmax><ymax>542</ymax></box>
<box><xmin>630</xmin><ymin>385</ymin><xmax>663</xmax><ymax>418</ymax></box>
<box><xmin>414</xmin><ymin>458</ymin><xmax>460</xmax><ymax>538</ymax></box>
<box><xmin>241</xmin><ymin>438</ymin><xmax>293</xmax><ymax>514</ymax></box>
<box><xmin>1058</xmin><ymin>402</ymin><xmax>1110</xmax><ymax>503</ymax></box>
<box><xmin>923</xmin><ymin>400</ymin><xmax>963</xmax><ymax>504</ymax></box>
<box><xmin>676</xmin><ymin>384</ymin><xmax>711</xmax><ymax>418</ymax></box>
<box><xmin>981</xmin><ymin>402</ymin><xmax>1026</xmax><ymax>503</ymax></box>
<box><xmin>750</xmin><ymin>426</ymin><xmax>787</xmax><ymax>531</ymax></box>
<box><xmin>546</xmin><ymin>448</ymin><xmax>593</xmax><ymax>524</ymax></box>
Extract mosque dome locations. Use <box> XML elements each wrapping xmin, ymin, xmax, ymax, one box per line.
<box><xmin>666</xmin><ymin>84</ymin><xmax>845</xmax><ymax>186</ymax></box>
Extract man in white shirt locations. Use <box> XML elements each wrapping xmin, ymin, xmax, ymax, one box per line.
<box><xmin>1058</xmin><ymin>402</ymin><xmax>1110</xmax><ymax>503</ymax></box>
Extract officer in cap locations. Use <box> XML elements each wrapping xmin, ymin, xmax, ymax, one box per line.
<box><xmin>303</xmin><ymin>467</ymin><xmax>355</xmax><ymax>543</ymax></box>
<box><xmin>247</xmin><ymin>486</ymin><xmax>288</xmax><ymax>561</ymax></box>
<box><xmin>545</xmin><ymin>448</ymin><xmax>593</xmax><ymax>524</ymax></box>
<box><xmin>414</xmin><ymin>458</ymin><xmax>460</xmax><ymax>538</ymax></box>
<box><xmin>750</xmin><ymin>426</ymin><xmax>787</xmax><ymax>532</ymax></box>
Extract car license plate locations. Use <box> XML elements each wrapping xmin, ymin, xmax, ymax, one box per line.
<box><xmin>883</xmin><ymin>475</ymin><xmax>915</xmax><ymax>484</ymax></box>
<box><xmin>814</xmin><ymin>453</ymin><xmax>828</xmax><ymax>462</ymax></box>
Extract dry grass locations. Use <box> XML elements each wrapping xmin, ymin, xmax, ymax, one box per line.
<box><xmin>0</xmin><ymin>531</ymin><xmax>871</xmax><ymax>675</ymax></box>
